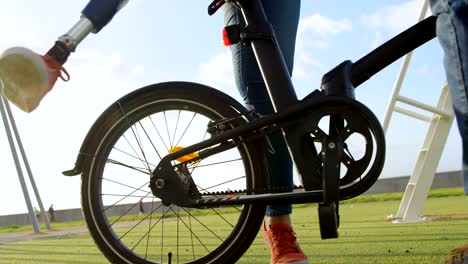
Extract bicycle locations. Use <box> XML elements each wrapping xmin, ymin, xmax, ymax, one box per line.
<box><xmin>58</xmin><ymin>0</ymin><xmax>436</xmax><ymax>263</ymax></box>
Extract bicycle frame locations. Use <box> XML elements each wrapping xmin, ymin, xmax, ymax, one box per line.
<box><xmin>57</xmin><ymin>1</ymin><xmax>442</xmax><ymax>255</ymax></box>
<box><xmin>66</xmin><ymin>0</ymin><xmax>437</xmax><ymax>207</ymax></box>
<box><xmin>153</xmin><ymin>0</ymin><xmax>437</xmax><ymax>206</ymax></box>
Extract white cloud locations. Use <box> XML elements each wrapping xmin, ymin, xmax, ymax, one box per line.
<box><xmin>298</xmin><ymin>14</ymin><xmax>352</xmax><ymax>36</ymax></box>
<box><xmin>198</xmin><ymin>14</ymin><xmax>353</xmax><ymax>96</ymax></box>
<box><xmin>361</xmin><ymin>0</ymin><xmax>426</xmax><ymax>33</ymax></box>
<box><xmin>198</xmin><ymin>50</ymin><xmax>241</xmax><ymax>102</ymax></box>
<box><xmin>417</xmin><ymin>63</ymin><xmax>430</xmax><ymax>75</ymax></box>
<box><xmin>294</xmin><ymin>14</ymin><xmax>352</xmax><ymax>82</ymax></box>
<box><xmin>370</xmin><ymin>31</ymin><xmax>384</xmax><ymax>49</ymax></box>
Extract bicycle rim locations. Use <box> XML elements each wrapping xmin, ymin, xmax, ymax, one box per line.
<box><xmin>81</xmin><ymin>83</ymin><xmax>266</xmax><ymax>264</ymax></box>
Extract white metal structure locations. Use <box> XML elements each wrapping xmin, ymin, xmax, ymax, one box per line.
<box><xmin>0</xmin><ymin>83</ymin><xmax>51</xmax><ymax>232</ymax></box>
<box><xmin>384</xmin><ymin>0</ymin><xmax>455</xmax><ymax>223</ymax></box>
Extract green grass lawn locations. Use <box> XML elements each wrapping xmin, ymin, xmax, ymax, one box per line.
<box><xmin>0</xmin><ymin>191</ymin><xmax>466</xmax><ymax>263</ymax></box>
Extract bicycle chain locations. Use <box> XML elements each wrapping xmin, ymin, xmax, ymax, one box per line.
<box><xmin>200</xmin><ymin>184</ymin><xmax>306</xmax><ymax>196</ymax></box>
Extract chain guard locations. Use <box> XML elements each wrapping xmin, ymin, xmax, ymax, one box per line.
<box><xmin>291</xmin><ymin>97</ymin><xmax>385</xmax><ymax>198</ymax></box>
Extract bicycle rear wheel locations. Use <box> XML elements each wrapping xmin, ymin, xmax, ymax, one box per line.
<box><xmin>80</xmin><ymin>82</ymin><xmax>267</xmax><ymax>264</ymax></box>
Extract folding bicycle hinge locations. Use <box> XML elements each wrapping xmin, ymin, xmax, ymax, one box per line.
<box><xmin>321</xmin><ymin>60</ymin><xmax>355</xmax><ymax>99</ymax></box>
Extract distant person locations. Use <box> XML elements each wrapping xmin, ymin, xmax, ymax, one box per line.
<box><xmin>138</xmin><ymin>199</ymin><xmax>144</xmax><ymax>215</ymax></box>
<box><xmin>34</xmin><ymin>207</ymin><xmax>40</xmax><ymax>219</ymax></box>
<box><xmin>48</xmin><ymin>204</ymin><xmax>56</xmax><ymax>222</ymax></box>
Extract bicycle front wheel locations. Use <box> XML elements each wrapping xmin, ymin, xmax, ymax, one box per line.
<box><xmin>80</xmin><ymin>82</ymin><xmax>267</xmax><ymax>264</ymax></box>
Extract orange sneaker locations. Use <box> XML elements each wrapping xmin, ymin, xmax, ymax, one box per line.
<box><xmin>444</xmin><ymin>245</ymin><xmax>468</xmax><ymax>264</ymax></box>
<box><xmin>262</xmin><ymin>222</ymin><xmax>309</xmax><ymax>264</ymax></box>
<box><xmin>0</xmin><ymin>47</ymin><xmax>69</xmax><ymax>112</ymax></box>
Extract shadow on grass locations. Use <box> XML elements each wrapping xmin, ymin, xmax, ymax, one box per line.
<box><xmin>0</xmin><ymin>243</ymin><xmax>98</xmax><ymax>249</ymax></box>
<box><xmin>0</xmin><ymin>257</ymin><xmax>104</xmax><ymax>264</ymax></box>
<box><xmin>0</xmin><ymin>244</ymin><xmax>101</xmax><ymax>255</ymax></box>
<box><xmin>0</xmin><ymin>246</ymin><xmax>106</xmax><ymax>264</ymax></box>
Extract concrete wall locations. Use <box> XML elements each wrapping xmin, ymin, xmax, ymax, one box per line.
<box><xmin>364</xmin><ymin>170</ymin><xmax>463</xmax><ymax>194</ymax></box>
<box><xmin>0</xmin><ymin>170</ymin><xmax>463</xmax><ymax>227</ymax></box>
<box><xmin>0</xmin><ymin>201</ymin><xmax>165</xmax><ymax>227</ymax></box>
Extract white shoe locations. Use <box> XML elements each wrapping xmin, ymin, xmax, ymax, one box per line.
<box><xmin>0</xmin><ymin>47</ymin><xmax>69</xmax><ymax>112</ymax></box>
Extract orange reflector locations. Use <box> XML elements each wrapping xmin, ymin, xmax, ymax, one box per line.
<box><xmin>169</xmin><ymin>146</ymin><xmax>199</xmax><ymax>163</ymax></box>
<box><xmin>223</xmin><ymin>27</ymin><xmax>231</xmax><ymax>46</ymax></box>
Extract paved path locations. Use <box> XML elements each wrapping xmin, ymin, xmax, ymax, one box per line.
<box><xmin>0</xmin><ymin>220</ymin><xmax>150</xmax><ymax>244</ymax></box>
<box><xmin>0</xmin><ymin>226</ymin><xmax>89</xmax><ymax>244</ymax></box>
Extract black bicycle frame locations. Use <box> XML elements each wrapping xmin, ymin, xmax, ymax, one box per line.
<box><xmin>235</xmin><ymin>0</ymin><xmax>436</xmax><ymax>188</ymax></box>
<box><xmin>153</xmin><ymin>0</ymin><xmax>438</xmax><ymax>207</ymax></box>
<box><xmin>238</xmin><ymin>0</ymin><xmax>436</xmax><ymax>103</ymax></box>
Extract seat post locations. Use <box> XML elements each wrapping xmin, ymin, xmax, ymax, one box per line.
<box><xmin>237</xmin><ymin>0</ymin><xmax>299</xmax><ymax>112</ymax></box>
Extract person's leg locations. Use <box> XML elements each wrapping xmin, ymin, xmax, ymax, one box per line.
<box><xmin>431</xmin><ymin>1</ymin><xmax>468</xmax><ymax>262</ymax></box>
<box><xmin>223</xmin><ymin>0</ymin><xmax>299</xmax><ymax>219</ymax></box>
<box><xmin>430</xmin><ymin>0</ymin><xmax>468</xmax><ymax>194</ymax></box>
<box><xmin>223</xmin><ymin>1</ymin><xmax>307</xmax><ymax>263</ymax></box>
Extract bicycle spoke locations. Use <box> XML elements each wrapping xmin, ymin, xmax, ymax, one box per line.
<box><xmin>102</xmin><ymin>181</ymin><xmax>150</xmax><ymax>213</ymax></box>
<box><xmin>109</xmin><ymin>192</ymin><xmax>154</xmax><ymax>227</ymax></box>
<box><xmin>145</xmin><ymin>197</ymin><xmax>156</xmax><ymax>260</ymax></box>
<box><xmin>209</xmin><ymin>208</ymin><xmax>234</xmax><ymax>227</ymax></box>
<box><xmin>102</xmin><ymin>193</ymin><xmax>150</xmax><ymax>198</ymax></box>
<box><xmin>113</xmin><ymin>147</ymin><xmax>158</xmax><ymax>168</ymax></box>
<box><xmin>118</xmin><ymin>102</ymin><xmax>152</xmax><ymax>173</ymax></box>
<box><xmin>149</xmin><ymin>115</ymin><xmax>170</xmax><ymax>153</ymax></box>
<box><xmin>86</xmin><ymin>92</ymin><xmax>261</xmax><ymax>263</ymax></box>
<box><xmin>107</xmin><ymin>158</ymin><xmax>151</xmax><ymax>175</ymax></box>
<box><xmin>188</xmin><ymin>129</ymin><xmax>210</xmax><ymax>175</ymax></box>
<box><xmin>103</xmin><ymin>177</ymin><xmax>151</xmax><ymax>194</ymax></box>
<box><xmin>202</xmin><ymin>176</ymin><xmax>246</xmax><ymax>192</ymax></box>
<box><xmin>170</xmin><ymin>110</ymin><xmax>181</xmax><ymax>148</ymax></box>
<box><xmin>163</xmin><ymin>111</ymin><xmax>172</xmax><ymax>149</ymax></box>
<box><xmin>179</xmin><ymin>207</ymin><xmax>224</xmax><ymax>242</ymax></box>
<box><xmin>168</xmin><ymin>207</ymin><xmax>210</xmax><ymax>253</ymax></box>
<box><xmin>188</xmin><ymin>157</ymin><xmax>242</xmax><ymax>169</ymax></box>
<box><xmin>121</xmin><ymin>133</ymin><xmax>146</xmax><ymax>169</ymax></box>
<box><xmin>189</xmin><ymin>208</ymin><xmax>195</xmax><ymax>259</ymax></box>
<box><xmin>118</xmin><ymin>202</ymin><xmax>164</xmax><ymax>240</ymax></box>
<box><xmin>130</xmin><ymin>122</ymin><xmax>152</xmax><ymax>172</ymax></box>
<box><xmin>173</xmin><ymin>112</ymin><xmax>197</xmax><ymax>148</ymax></box>
<box><xmin>137</xmin><ymin>119</ymin><xmax>164</xmax><ymax>160</ymax></box>
<box><xmin>130</xmin><ymin>206</ymin><xmax>172</xmax><ymax>252</ymax></box>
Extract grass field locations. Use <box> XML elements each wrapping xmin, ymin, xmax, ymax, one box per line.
<box><xmin>0</xmin><ymin>191</ymin><xmax>466</xmax><ymax>263</ymax></box>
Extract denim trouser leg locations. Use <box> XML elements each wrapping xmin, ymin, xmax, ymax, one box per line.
<box><xmin>222</xmin><ymin>0</ymin><xmax>301</xmax><ymax>216</ymax></box>
<box><xmin>82</xmin><ymin>0</ymin><xmax>126</xmax><ymax>32</ymax></box>
<box><xmin>430</xmin><ymin>0</ymin><xmax>468</xmax><ymax>194</ymax></box>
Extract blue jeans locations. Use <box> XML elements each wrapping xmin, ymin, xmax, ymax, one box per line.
<box><xmin>82</xmin><ymin>0</ymin><xmax>125</xmax><ymax>32</ymax></box>
<box><xmin>223</xmin><ymin>0</ymin><xmax>301</xmax><ymax>216</ymax></box>
<box><xmin>430</xmin><ymin>0</ymin><xmax>468</xmax><ymax>194</ymax></box>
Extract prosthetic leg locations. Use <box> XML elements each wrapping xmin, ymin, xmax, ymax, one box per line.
<box><xmin>0</xmin><ymin>0</ymin><xmax>128</xmax><ymax>112</ymax></box>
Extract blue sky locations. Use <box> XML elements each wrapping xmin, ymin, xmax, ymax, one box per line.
<box><xmin>0</xmin><ymin>0</ymin><xmax>460</xmax><ymax>215</ymax></box>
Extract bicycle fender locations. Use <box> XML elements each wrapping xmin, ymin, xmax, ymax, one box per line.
<box><xmin>62</xmin><ymin>81</ymin><xmax>257</xmax><ymax>177</ymax></box>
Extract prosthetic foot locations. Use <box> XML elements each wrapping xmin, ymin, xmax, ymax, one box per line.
<box><xmin>0</xmin><ymin>47</ymin><xmax>69</xmax><ymax>112</ymax></box>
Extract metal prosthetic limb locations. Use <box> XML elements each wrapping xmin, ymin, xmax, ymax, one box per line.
<box><xmin>46</xmin><ymin>0</ymin><xmax>129</xmax><ymax>64</ymax></box>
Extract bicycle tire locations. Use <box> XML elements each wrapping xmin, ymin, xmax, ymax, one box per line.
<box><xmin>80</xmin><ymin>81</ymin><xmax>267</xmax><ymax>264</ymax></box>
